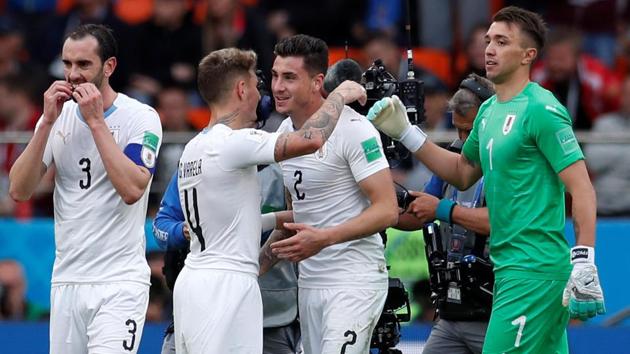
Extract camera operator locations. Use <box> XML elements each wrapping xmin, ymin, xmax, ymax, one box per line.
<box><xmin>396</xmin><ymin>73</ymin><xmax>495</xmax><ymax>354</ymax></box>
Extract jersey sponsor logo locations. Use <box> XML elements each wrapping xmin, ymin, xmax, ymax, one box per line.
<box><xmin>56</xmin><ymin>130</ymin><xmax>70</xmax><ymax>144</ymax></box>
<box><xmin>502</xmin><ymin>114</ymin><xmax>516</xmax><ymax>135</ymax></box>
<box><xmin>556</xmin><ymin>127</ymin><xmax>579</xmax><ymax>155</ymax></box>
<box><xmin>361</xmin><ymin>137</ymin><xmax>383</xmax><ymax>163</ymax></box>
<box><xmin>141</xmin><ymin>131</ymin><xmax>160</xmax><ymax>168</ymax></box>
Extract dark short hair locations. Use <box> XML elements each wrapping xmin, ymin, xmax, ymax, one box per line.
<box><xmin>274</xmin><ymin>34</ymin><xmax>328</xmax><ymax>76</ymax></box>
<box><xmin>197</xmin><ymin>48</ymin><xmax>257</xmax><ymax>105</ymax></box>
<box><xmin>492</xmin><ymin>6</ymin><xmax>547</xmax><ymax>52</ymax></box>
<box><xmin>66</xmin><ymin>24</ymin><xmax>118</xmax><ymax>63</ymax></box>
<box><xmin>449</xmin><ymin>73</ymin><xmax>495</xmax><ymax>116</ymax></box>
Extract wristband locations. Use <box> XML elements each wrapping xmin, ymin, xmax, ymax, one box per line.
<box><xmin>261</xmin><ymin>212</ymin><xmax>276</xmax><ymax>232</ymax></box>
<box><xmin>570</xmin><ymin>246</ymin><xmax>595</xmax><ymax>264</ymax></box>
<box><xmin>399</xmin><ymin>125</ymin><xmax>427</xmax><ymax>152</ymax></box>
<box><xmin>435</xmin><ymin>199</ymin><xmax>456</xmax><ymax>224</ymax></box>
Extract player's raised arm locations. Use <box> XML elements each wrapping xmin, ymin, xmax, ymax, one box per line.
<box><xmin>273</xmin><ymin>80</ymin><xmax>366</xmax><ymax>162</ymax></box>
<box><xmin>76</xmin><ymin>82</ymin><xmax>161</xmax><ymax>205</ymax></box>
<box><xmin>9</xmin><ymin>81</ymin><xmax>73</xmax><ymax>201</ymax></box>
<box><xmin>367</xmin><ymin>95</ymin><xmax>482</xmax><ymax>190</ymax></box>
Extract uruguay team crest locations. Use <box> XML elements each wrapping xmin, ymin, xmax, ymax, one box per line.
<box><xmin>502</xmin><ymin>114</ymin><xmax>516</xmax><ymax>135</ymax></box>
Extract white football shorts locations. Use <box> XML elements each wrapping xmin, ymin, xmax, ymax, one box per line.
<box><xmin>50</xmin><ymin>282</ymin><xmax>149</xmax><ymax>354</ymax></box>
<box><xmin>173</xmin><ymin>267</ymin><xmax>263</xmax><ymax>354</ymax></box>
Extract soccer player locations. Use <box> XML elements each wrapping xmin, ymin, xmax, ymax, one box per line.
<box><xmin>152</xmin><ymin>164</ymin><xmax>301</xmax><ymax>354</ymax></box>
<box><xmin>367</xmin><ymin>6</ymin><xmax>606</xmax><ymax>353</ymax></box>
<box><xmin>397</xmin><ymin>74</ymin><xmax>495</xmax><ymax>354</ymax></box>
<box><xmin>9</xmin><ymin>24</ymin><xmax>162</xmax><ymax>353</ymax></box>
<box><xmin>174</xmin><ymin>47</ymin><xmax>366</xmax><ymax>353</ymax></box>
<box><xmin>259</xmin><ymin>34</ymin><xmax>399</xmax><ymax>354</ymax></box>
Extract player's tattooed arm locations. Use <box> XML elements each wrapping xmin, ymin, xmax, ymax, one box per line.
<box><xmin>273</xmin><ymin>80</ymin><xmax>366</xmax><ymax>162</ymax></box>
<box><xmin>259</xmin><ymin>229</ymin><xmax>293</xmax><ymax>275</ymax></box>
<box><xmin>298</xmin><ymin>91</ymin><xmax>345</xmax><ymax>142</ymax></box>
<box><xmin>273</xmin><ymin>92</ymin><xmax>344</xmax><ymax>161</ymax></box>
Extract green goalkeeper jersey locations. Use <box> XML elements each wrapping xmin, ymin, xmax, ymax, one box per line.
<box><xmin>462</xmin><ymin>82</ymin><xmax>583</xmax><ymax>280</ymax></box>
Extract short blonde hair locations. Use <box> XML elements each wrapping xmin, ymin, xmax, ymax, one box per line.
<box><xmin>197</xmin><ymin>48</ymin><xmax>257</xmax><ymax>105</ymax></box>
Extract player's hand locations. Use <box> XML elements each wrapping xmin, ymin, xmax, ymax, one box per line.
<box><xmin>270</xmin><ymin>223</ymin><xmax>327</xmax><ymax>262</ymax></box>
<box><xmin>562</xmin><ymin>246</ymin><xmax>606</xmax><ymax>320</ymax></box>
<box><xmin>407</xmin><ymin>191</ymin><xmax>439</xmax><ymax>223</ymax></box>
<box><xmin>366</xmin><ymin>95</ymin><xmax>411</xmax><ymax>139</ymax></box>
<box><xmin>73</xmin><ymin>83</ymin><xmax>104</xmax><ymax>127</ymax></box>
<box><xmin>366</xmin><ymin>95</ymin><xmax>427</xmax><ymax>152</ymax></box>
<box><xmin>183</xmin><ymin>224</ymin><xmax>191</xmax><ymax>241</ymax></box>
<box><xmin>42</xmin><ymin>81</ymin><xmax>73</xmax><ymax>124</ymax></box>
<box><xmin>329</xmin><ymin>80</ymin><xmax>367</xmax><ymax>106</ymax></box>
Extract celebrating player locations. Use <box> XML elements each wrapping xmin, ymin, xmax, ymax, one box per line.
<box><xmin>367</xmin><ymin>6</ymin><xmax>605</xmax><ymax>353</ymax></box>
<box><xmin>10</xmin><ymin>24</ymin><xmax>162</xmax><ymax>353</ymax></box>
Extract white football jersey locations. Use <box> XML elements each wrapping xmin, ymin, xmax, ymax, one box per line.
<box><xmin>278</xmin><ymin>106</ymin><xmax>389</xmax><ymax>289</ymax></box>
<box><xmin>177</xmin><ymin>124</ymin><xmax>279</xmax><ymax>276</ymax></box>
<box><xmin>40</xmin><ymin>93</ymin><xmax>162</xmax><ymax>285</ymax></box>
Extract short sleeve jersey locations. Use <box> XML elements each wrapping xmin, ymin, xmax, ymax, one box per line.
<box><xmin>177</xmin><ymin>124</ymin><xmax>279</xmax><ymax>276</ymax></box>
<box><xmin>277</xmin><ymin>106</ymin><xmax>390</xmax><ymax>289</ymax></box>
<box><xmin>40</xmin><ymin>93</ymin><xmax>162</xmax><ymax>285</ymax></box>
<box><xmin>462</xmin><ymin>82</ymin><xmax>583</xmax><ymax>279</ymax></box>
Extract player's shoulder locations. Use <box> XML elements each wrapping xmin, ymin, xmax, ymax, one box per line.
<box><xmin>276</xmin><ymin>117</ymin><xmax>294</xmax><ymax>133</ymax></box>
<box><xmin>525</xmin><ymin>83</ymin><xmax>566</xmax><ymax>113</ymax></box>
<box><xmin>337</xmin><ymin>105</ymin><xmax>377</xmax><ymax>133</ymax></box>
<box><xmin>115</xmin><ymin>93</ymin><xmax>160</xmax><ymax>120</ymax></box>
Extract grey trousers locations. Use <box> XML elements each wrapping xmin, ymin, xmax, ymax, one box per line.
<box><xmin>422</xmin><ymin>319</ymin><xmax>488</xmax><ymax>354</ymax></box>
<box><xmin>160</xmin><ymin>320</ymin><xmax>301</xmax><ymax>354</ymax></box>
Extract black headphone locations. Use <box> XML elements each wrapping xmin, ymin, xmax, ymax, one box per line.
<box><xmin>459</xmin><ymin>77</ymin><xmax>494</xmax><ymax>102</ymax></box>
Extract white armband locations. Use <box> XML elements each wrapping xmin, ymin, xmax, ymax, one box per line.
<box><xmin>261</xmin><ymin>212</ymin><xmax>277</xmax><ymax>232</ymax></box>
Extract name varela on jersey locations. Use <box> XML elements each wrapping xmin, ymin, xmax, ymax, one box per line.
<box><xmin>179</xmin><ymin>159</ymin><xmax>203</xmax><ymax>178</ymax></box>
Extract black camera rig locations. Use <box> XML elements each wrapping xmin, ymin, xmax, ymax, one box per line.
<box><xmin>358</xmin><ymin>57</ymin><xmax>425</xmax><ymax>166</ymax></box>
<box><xmin>370</xmin><ymin>277</ymin><xmax>411</xmax><ymax>354</ymax></box>
<box><xmin>422</xmin><ymin>223</ymin><xmax>494</xmax><ymax>320</ymax></box>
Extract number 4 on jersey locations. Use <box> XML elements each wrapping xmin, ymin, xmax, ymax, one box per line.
<box><xmin>184</xmin><ymin>188</ymin><xmax>205</xmax><ymax>251</ymax></box>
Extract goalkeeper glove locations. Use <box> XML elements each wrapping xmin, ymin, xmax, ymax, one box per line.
<box><xmin>366</xmin><ymin>95</ymin><xmax>427</xmax><ymax>152</ymax></box>
<box><xmin>562</xmin><ymin>246</ymin><xmax>606</xmax><ymax>320</ymax></box>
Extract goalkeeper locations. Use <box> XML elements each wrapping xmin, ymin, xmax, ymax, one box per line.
<box><xmin>367</xmin><ymin>6</ymin><xmax>605</xmax><ymax>353</ymax></box>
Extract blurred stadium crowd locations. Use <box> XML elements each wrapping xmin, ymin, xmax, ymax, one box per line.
<box><xmin>1</xmin><ymin>0</ymin><xmax>630</xmax><ymax>324</ymax></box>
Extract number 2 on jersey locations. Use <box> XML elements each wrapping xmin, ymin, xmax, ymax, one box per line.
<box><xmin>183</xmin><ymin>188</ymin><xmax>205</xmax><ymax>251</ymax></box>
<box><xmin>293</xmin><ymin>170</ymin><xmax>305</xmax><ymax>200</ymax></box>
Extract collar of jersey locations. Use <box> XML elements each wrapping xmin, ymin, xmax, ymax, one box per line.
<box><xmin>75</xmin><ymin>101</ymin><xmax>119</xmax><ymax>123</ymax></box>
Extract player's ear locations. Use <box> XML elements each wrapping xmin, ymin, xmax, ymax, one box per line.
<box><xmin>312</xmin><ymin>73</ymin><xmax>324</xmax><ymax>93</ymax></box>
<box><xmin>236</xmin><ymin>80</ymin><xmax>247</xmax><ymax>100</ymax></box>
<box><xmin>522</xmin><ymin>47</ymin><xmax>537</xmax><ymax>66</ymax></box>
<box><xmin>103</xmin><ymin>57</ymin><xmax>117</xmax><ymax>78</ymax></box>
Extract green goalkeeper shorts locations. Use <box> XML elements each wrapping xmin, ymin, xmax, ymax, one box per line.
<box><xmin>482</xmin><ymin>277</ymin><xmax>569</xmax><ymax>354</ymax></box>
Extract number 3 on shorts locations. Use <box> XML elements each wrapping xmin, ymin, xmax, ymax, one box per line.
<box><xmin>511</xmin><ymin>315</ymin><xmax>527</xmax><ymax>348</ymax></box>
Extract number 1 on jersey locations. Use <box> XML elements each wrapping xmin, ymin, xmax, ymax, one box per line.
<box><xmin>485</xmin><ymin>138</ymin><xmax>494</xmax><ymax>171</ymax></box>
<box><xmin>511</xmin><ymin>315</ymin><xmax>527</xmax><ymax>348</ymax></box>
<box><xmin>184</xmin><ymin>188</ymin><xmax>205</xmax><ymax>251</ymax></box>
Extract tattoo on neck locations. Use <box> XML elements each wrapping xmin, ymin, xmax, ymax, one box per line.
<box><xmin>216</xmin><ymin>110</ymin><xmax>239</xmax><ymax>126</ymax></box>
